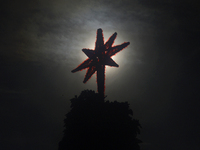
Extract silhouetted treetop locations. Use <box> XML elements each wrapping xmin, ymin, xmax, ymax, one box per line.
<box><xmin>59</xmin><ymin>90</ymin><xmax>142</xmax><ymax>150</ymax></box>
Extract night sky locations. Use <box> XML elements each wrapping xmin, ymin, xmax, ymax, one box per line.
<box><xmin>1</xmin><ymin>0</ymin><xmax>200</xmax><ymax>150</ymax></box>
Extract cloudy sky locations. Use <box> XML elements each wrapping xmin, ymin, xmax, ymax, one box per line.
<box><xmin>1</xmin><ymin>0</ymin><xmax>200</xmax><ymax>149</ymax></box>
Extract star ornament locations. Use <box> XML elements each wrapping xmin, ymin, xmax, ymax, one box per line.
<box><xmin>71</xmin><ymin>28</ymin><xmax>130</xmax><ymax>83</ymax></box>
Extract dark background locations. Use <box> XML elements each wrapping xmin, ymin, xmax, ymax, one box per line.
<box><xmin>1</xmin><ymin>0</ymin><xmax>200</xmax><ymax>149</ymax></box>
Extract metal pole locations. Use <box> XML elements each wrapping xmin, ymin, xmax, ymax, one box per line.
<box><xmin>97</xmin><ymin>64</ymin><xmax>105</xmax><ymax>99</ymax></box>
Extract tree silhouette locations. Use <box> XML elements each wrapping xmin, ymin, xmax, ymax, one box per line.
<box><xmin>58</xmin><ymin>90</ymin><xmax>142</xmax><ymax>150</ymax></box>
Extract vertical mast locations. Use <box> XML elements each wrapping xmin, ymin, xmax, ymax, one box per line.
<box><xmin>96</xmin><ymin>29</ymin><xmax>105</xmax><ymax>98</ymax></box>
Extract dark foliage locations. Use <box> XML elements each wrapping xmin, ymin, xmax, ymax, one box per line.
<box><xmin>58</xmin><ymin>90</ymin><xmax>142</xmax><ymax>150</ymax></box>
